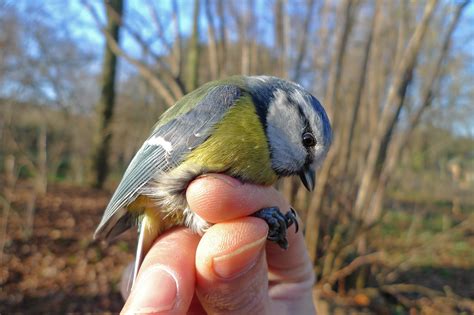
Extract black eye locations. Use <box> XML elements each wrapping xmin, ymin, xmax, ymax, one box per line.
<box><xmin>302</xmin><ymin>132</ymin><xmax>316</xmax><ymax>147</ymax></box>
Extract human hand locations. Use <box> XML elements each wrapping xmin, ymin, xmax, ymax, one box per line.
<box><xmin>120</xmin><ymin>174</ymin><xmax>316</xmax><ymax>314</ymax></box>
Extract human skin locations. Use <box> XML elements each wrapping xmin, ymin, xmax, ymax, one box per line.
<box><xmin>120</xmin><ymin>174</ymin><xmax>316</xmax><ymax>314</ymax></box>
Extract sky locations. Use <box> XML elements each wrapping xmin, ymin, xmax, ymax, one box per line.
<box><xmin>2</xmin><ymin>0</ymin><xmax>473</xmax><ymax>135</ymax></box>
<box><xmin>28</xmin><ymin>1</ymin><xmax>474</xmax><ymax>71</ymax></box>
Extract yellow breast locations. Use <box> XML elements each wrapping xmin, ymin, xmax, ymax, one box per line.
<box><xmin>181</xmin><ymin>94</ymin><xmax>278</xmax><ymax>185</ymax></box>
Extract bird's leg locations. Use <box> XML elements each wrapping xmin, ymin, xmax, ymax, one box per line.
<box><xmin>251</xmin><ymin>207</ymin><xmax>299</xmax><ymax>249</ymax></box>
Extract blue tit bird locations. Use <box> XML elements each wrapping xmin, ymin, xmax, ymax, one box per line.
<box><xmin>94</xmin><ymin>75</ymin><xmax>332</xmax><ymax>281</ymax></box>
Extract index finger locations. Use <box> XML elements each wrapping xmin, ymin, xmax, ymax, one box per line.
<box><xmin>186</xmin><ymin>174</ymin><xmax>314</xmax><ymax>291</ymax></box>
<box><xmin>186</xmin><ymin>174</ymin><xmax>289</xmax><ymax>223</ymax></box>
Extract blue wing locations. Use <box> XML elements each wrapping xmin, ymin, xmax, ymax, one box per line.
<box><xmin>94</xmin><ymin>85</ymin><xmax>242</xmax><ymax>240</ymax></box>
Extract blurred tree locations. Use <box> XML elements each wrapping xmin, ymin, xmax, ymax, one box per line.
<box><xmin>354</xmin><ymin>0</ymin><xmax>438</xmax><ymax>220</ymax></box>
<box><xmin>366</xmin><ymin>0</ymin><xmax>471</xmax><ymax>224</ymax></box>
<box><xmin>85</xmin><ymin>0</ymin><xmax>186</xmax><ymax>107</ymax></box>
<box><xmin>186</xmin><ymin>0</ymin><xmax>201</xmax><ymax>91</ymax></box>
<box><xmin>93</xmin><ymin>0</ymin><xmax>124</xmax><ymax>189</ymax></box>
<box><xmin>204</xmin><ymin>0</ymin><xmax>219</xmax><ymax>78</ymax></box>
<box><xmin>0</xmin><ymin>3</ymin><xmax>96</xmax><ymax>187</ymax></box>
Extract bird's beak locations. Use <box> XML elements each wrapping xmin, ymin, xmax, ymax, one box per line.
<box><xmin>299</xmin><ymin>166</ymin><xmax>316</xmax><ymax>191</ymax></box>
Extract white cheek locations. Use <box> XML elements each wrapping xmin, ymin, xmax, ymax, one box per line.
<box><xmin>266</xmin><ymin>89</ymin><xmax>309</xmax><ymax>173</ymax></box>
<box><xmin>266</xmin><ymin>126</ymin><xmax>307</xmax><ymax>173</ymax></box>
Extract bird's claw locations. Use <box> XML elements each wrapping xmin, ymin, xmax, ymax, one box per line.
<box><xmin>251</xmin><ymin>207</ymin><xmax>299</xmax><ymax>250</ymax></box>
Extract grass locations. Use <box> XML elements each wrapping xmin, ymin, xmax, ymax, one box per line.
<box><xmin>377</xmin><ymin>203</ymin><xmax>473</xmax><ymax>266</ymax></box>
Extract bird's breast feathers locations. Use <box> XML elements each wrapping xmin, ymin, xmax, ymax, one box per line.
<box><xmin>180</xmin><ymin>94</ymin><xmax>277</xmax><ymax>185</ymax></box>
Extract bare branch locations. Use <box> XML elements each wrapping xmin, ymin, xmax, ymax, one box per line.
<box><xmin>147</xmin><ymin>2</ymin><xmax>174</xmax><ymax>54</ymax></box>
<box><xmin>323</xmin><ymin>252</ymin><xmax>386</xmax><ymax>285</ymax></box>
<box><xmin>274</xmin><ymin>0</ymin><xmax>288</xmax><ymax>77</ymax></box>
<box><xmin>186</xmin><ymin>0</ymin><xmax>201</xmax><ymax>91</ymax></box>
<box><xmin>116</xmin><ymin>5</ymin><xmax>185</xmax><ymax>100</ymax></box>
<box><xmin>293</xmin><ymin>0</ymin><xmax>316</xmax><ymax>82</ymax></box>
<box><xmin>83</xmin><ymin>0</ymin><xmax>178</xmax><ymax>107</ymax></box>
<box><xmin>205</xmin><ymin>0</ymin><xmax>219</xmax><ymax>79</ymax></box>
<box><xmin>323</xmin><ymin>0</ymin><xmax>356</xmax><ymax>122</ymax></box>
<box><xmin>171</xmin><ymin>0</ymin><xmax>183</xmax><ymax>77</ymax></box>
<box><xmin>216</xmin><ymin>0</ymin><xmax>227</xmax><ymax>76</ymax></box>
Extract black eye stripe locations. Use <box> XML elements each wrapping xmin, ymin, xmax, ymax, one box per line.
<box><xmin>297</xmin><ymin>103</ymin><xmax>316</xmax><ymax>148</ymax></box>
<box><xmin>292</xmin><ymin>98</ymin><xmax>315</xmax><ymax>138</ymax></box>
<box><xmin>295</xmin><ymin>103</ymin><xmax>310</xmax><ymax>128</ymax></box>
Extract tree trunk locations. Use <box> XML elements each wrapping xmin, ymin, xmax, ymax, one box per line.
<box><xmin>205</xmin><ymin>0</ymin><xmax>219</xmax><ymax>79</ymax></box>
<box><xmin>365</xmin><ymin>0</ymin><xmax>469</xmax><ymax>224</ymax></box>
<box><xmin>240</xmin><ymin>0</ymin><xmax>252</xmax><ymax>75</ymax></box>
<box><xmin>216</xmin><ymin>0</ymin><xmax>227</xmax><ymax>77</ymax></box>
<box><xmin>304</xmin><ymin>0</ymin><xmax>356</xmax><ymax>263</ymax></box>
<box><xmin>36</xmin><ymin>123</ymin><xmax>48</xmax><ymax>195</ymax></box>
<box><xmin>274</xmin><ymin>0</ymin><xmax>289</xmax><ymax>77</ymax></box>
<box><xmin>354</xmin><ymin>0</ymin><xmax>438</xmax><ymax>219</ymax></box>
<box><xmin>338</xmin><ymin>1</ymin><xmax>379</xmax><ymax>175</ymax></box>
<box><xmin>293</xmin><ymin>0</ymin><xmax>316</xmax><ymax>82</ymax></box>
<box><xmin>93</xmin><ymin>0</ymin><xmax>123</xmax><ymax>189</ymax></box>
<box><xmin>187</xmin><ymin>0</ymin><xmax>201</xmax><ymax>91</ymax></box>
<box><xmin>305</xmin><ymin>145</ymin><xmax>339</xmax><ymax>264</ymax></box>
<box><xmin>323</xmin><ymin>0</ymin><xmax>355</xmax><ymax>124</ymax></box>
<box><xmin>0</xmin><ymin>155</ymin><xmax>16</xmax><ymax>263</ymax></box>
<box><xmin>313</xmin><ymin>0</ymin><xmax>331</xmax><ymax>94</ymax></box>
<box><xmin>171</xmin><ymin>0</ymin><xmax>183</xmax><ymax>78</ymax></box>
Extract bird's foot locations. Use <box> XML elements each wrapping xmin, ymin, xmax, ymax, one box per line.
<box><xmin>251</xmin><ymin>207</ymin><xmax>299</xmax><ymax>250</ymax></box>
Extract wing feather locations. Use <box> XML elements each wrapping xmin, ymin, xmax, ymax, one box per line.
<box><xmin>94</xmin><ymin>84</ymin><xmax>242</xmax><ymax>240</ymax></box>
<box><xmin>94</xmin><ymin>145</ymin><xmax>167</xmax><ymax>239</ymax></box>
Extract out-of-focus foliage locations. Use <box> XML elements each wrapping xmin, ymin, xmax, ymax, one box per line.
<box><xmin>1</xmin><ymin>0</ymin><xmax>473</xmax><ymax>313</ymax></box>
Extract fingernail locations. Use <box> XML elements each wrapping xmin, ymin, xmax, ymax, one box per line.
<box><xmin>198</xmin><ymin>174</ymin><xmax>242</xmax><ymax>187</ymax></box>
<box><xmin>213</xmin><ymin>236</ymin><xmax>266</xmax><ymax>279</ymax></box>
<box><xmin>126</xmin><ymin>266</ymin><xmax>177</xmax><ymax>313</ymax></box>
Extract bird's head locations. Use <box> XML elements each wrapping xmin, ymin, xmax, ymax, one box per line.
<box><xmin>246</xmin><ymin>76</ymin><xmax>332</xmax><ymax>191</ymax></box>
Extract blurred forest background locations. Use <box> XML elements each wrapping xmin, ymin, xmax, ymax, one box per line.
<box><xmin>1</xmin><ymin>0</ymin><xmax>473</xmax><ymax>313</ymax></box>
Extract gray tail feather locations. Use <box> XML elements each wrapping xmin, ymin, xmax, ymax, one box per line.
<box><xmin>94</xmin><ymin>208</ymin><xmax>134</xmax><ymax>241</ymax></box>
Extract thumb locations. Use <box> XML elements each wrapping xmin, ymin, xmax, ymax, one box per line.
<box><xmin>195</xmin><ymin>217</ymin><xmax>272</xmax><ymax>314</ymax></box>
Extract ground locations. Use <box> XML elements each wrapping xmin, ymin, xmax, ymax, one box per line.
<box><xmin>0</xmin><ymin>181</ymin><xmax>473</xmax><ymax>314</ymax></box>
<box><xmin>1</xmin><ymin>183</ymin><xmax>132</xmax><ymax>313</ymax></box>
